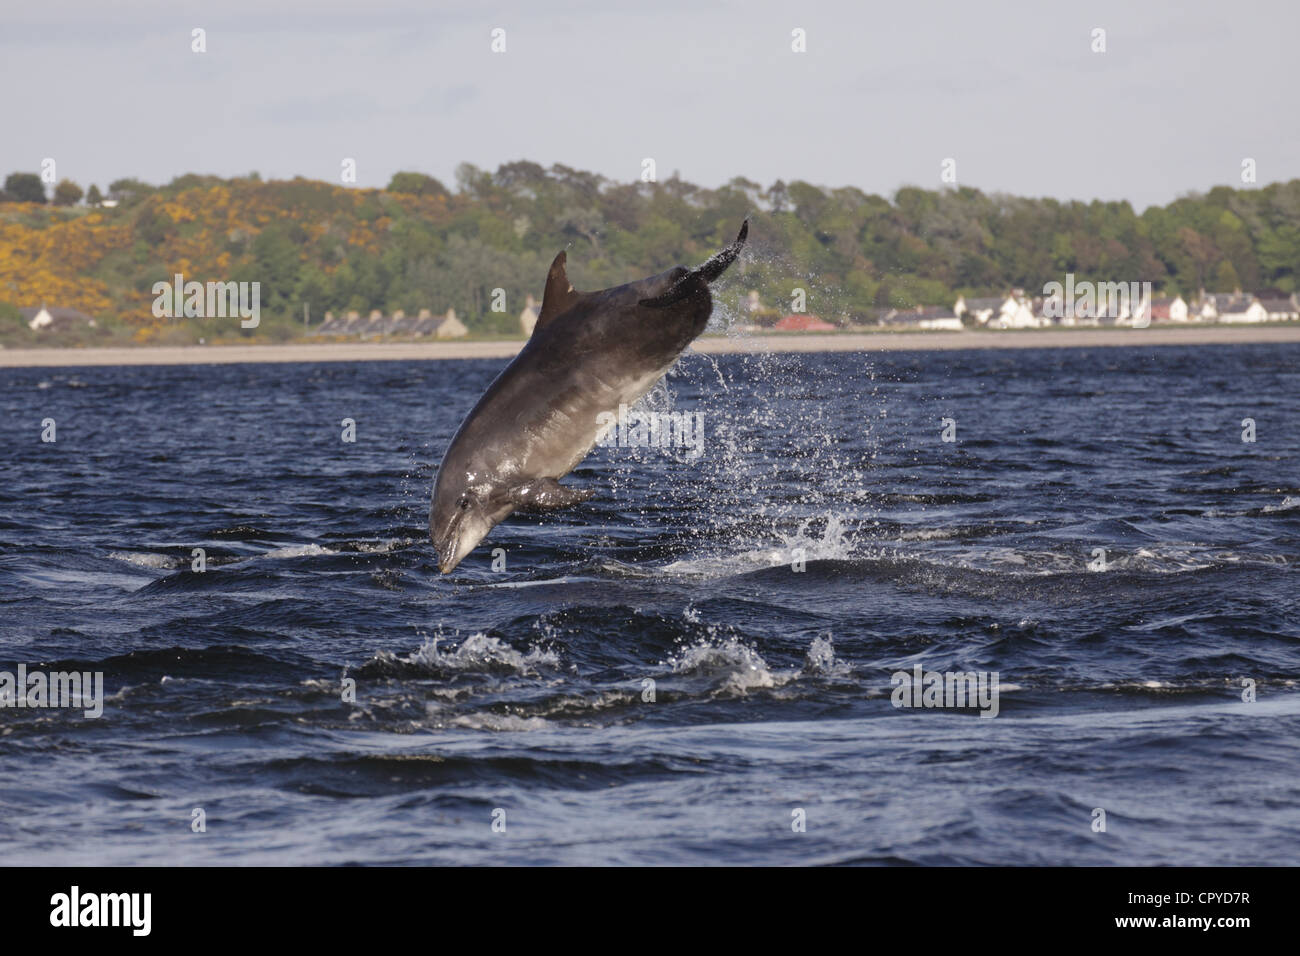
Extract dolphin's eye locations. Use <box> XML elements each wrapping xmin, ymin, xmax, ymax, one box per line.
<box><xmin>457</xmin><ymin>496</ymin><xmax>471</xmax><ymax>511</ymax></box>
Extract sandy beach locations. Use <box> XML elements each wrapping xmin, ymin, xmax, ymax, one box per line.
<box><xmin>2</xmin><ymin>324</ymin><xmax>1299</xmax><ymax>367</ymax></box>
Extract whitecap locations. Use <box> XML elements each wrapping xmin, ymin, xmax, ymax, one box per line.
<box><xmin>407</xmin><ymin>632</ymin><xmax>561</xmax><ymax>675</ymax></box>
<box><xmin>1263</xmin><ymin>496</ymin><xmax>1300</xmax><ymax>513</ymax></box>
<box><xmin>661</xmin><ymin>512</ymin><xmax>857</xmax><ymax>578</ymax></box>
<box><xmin>668</xmin><ymin>637</ymin><xmax>779</xmax><ymax>693</ymax></box>
<box><xmin>108</xmin><ymin>551</ymin><xmax>180</xmax><ymax>570</ymax></box>
<box><xmin>263</xmin><ymin>543</ymin><xmax>337</xmax><ymax>559</ymax></box>
<box><xmin>444</xmin><ymin>713</ymin><xmax>551</xmax><ymax>731</ymax></box>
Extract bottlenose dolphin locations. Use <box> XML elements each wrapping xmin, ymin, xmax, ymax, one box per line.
<box><xmin>430</xmin><ymin>220</ymin><xmax>749</xmax><ymax>573</ymax></box>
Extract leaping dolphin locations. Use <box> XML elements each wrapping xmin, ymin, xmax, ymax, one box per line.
<box><xmin>430</xmin><ymin>220</ymin><xmax>749</xmax><ymax>573</ymax></box>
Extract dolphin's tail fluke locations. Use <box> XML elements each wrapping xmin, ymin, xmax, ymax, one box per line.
<box><xmin>639</xmin><ymin>219</ymin><xmax>749</xmax><ymax>308</ymax></box>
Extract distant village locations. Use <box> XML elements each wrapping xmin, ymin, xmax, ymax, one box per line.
<box><xmin>313</xmin><ymin>295</ymin><xmax>579</xmax><ymax>339</ymax></box>
<box><xmin>297</xmin><ymin>287</ymin><xmax>1300</xmax><ymax>337</ymax></box>
<box><xmin>740</xmin><ymin>288</ymin><xmax>1300</xmax><ymax>333</ymax></box>
<box><xmin>13</xmin><ymin>286</ymin><xmax>1300</xmax><ymax>342</ymax></box>
<box><xmin>314</xmin><ymin>307</ymin><xmax>469</xmax><ymax>338</ymax></box>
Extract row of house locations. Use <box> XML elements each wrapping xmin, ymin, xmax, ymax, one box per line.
<box><xmin>1180</xmin><ymin>292</ymin><xmax>1300</xmax><ymax>323</ymax></box>
<box><xmin>737</xmin><ymin>290</ymin><xmax>843</xmax><ymax>332</ymax></box>
<box><xmin>15</xmin><ymin>303</ymin><xmax>472</xmax><ymax>339</ymax></box>
<box><xmin>737</xmin><ymin>287</ymin><xmax>1299</xmax><ymax>333</ymax></box>
<box><xmin>939</xmin><ymin>290</ymin><xmax>1300</xmax><ymax>329</ymax></box>
<box><xmin>315</xmin><ymin>307</ymin><xmax>468</xmax><ymax>338</ymax></box>
<box><xmin>872</xmin><ymin>290</ymin><xmax>1300</xmax><ymax>330</ymax></box>
<box><xmin>19</xmin><ymin>285</ymin><xmax>1298</xmax><ymax>341</ymax></box>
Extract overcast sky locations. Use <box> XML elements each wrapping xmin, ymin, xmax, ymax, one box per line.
<box><xmin>4</xmin><ymin>0</ymin><xmax>1296</xmax><ymax>210</ymax></box>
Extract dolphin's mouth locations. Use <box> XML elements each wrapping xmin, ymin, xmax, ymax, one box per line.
<box><xmin>433</xmin><ymin>518</ymin><xmax>464</xmax><ymax>574</ymax></box>
<box><xmin>436</xmin><ymin>545</ymin><xmax>463</xmax><ymax>575</ymax></box>
<box><xmin>435</xmin><ymin>533</ymin><xmax>464</xmax><ymax>574</ymax></box>
<box><xmin>434</xmin><ymin>508</ymin><xmax>490</xmax><ymax>574</ymax></box>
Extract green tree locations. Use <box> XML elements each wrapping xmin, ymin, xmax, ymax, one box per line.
<box><xmin>245</xmin><ymin>223</ymin><xmax>306</xmax><ymax>313</ymax></box>
<box><xmin>107</xmin><ymin>178</ymin><xmax>155</xmax><ymax>204</ymax></box>
<box><xmin>387</xmin><ymin>171</ymin><xmax>450</xmax><ymax>198</ymax></box>
<box><xmin>53</xmin><ymin>180</ymin><xmax>84</xmax><ymax>206</ymax></box>
<box><xmin>4</xmin><ymin>173</ymin><xmax>46</xmax><ymax>203</ymax></box>
<box><xmin>1213</xmin><ymin>260</ymin><xmax>1241</xmax><ymax>291</ymax></box>
<box><xmin>86</xmin><ymin>184</ymin><xmax>103</xmax><ymax>206</ymax></box>
<box><xmin>135</xmin><ymin>203</ymin><xmax>176</xmax><ymax>244</ymax></box>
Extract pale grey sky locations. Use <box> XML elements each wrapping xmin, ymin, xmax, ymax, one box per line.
<box><xmin>4</xmin><ymin>0</ymin><xmax>1297</xmax><ymax>209</ymax></box>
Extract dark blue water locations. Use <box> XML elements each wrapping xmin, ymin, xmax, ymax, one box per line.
<box><xmin>2</xmin><ymin>343</ymin><xmax>1298</xmax><ymax>865</ymax></box>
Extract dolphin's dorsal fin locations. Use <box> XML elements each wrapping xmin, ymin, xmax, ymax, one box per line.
<box><xmin>534</xmin><ymin>251</ymin><xmax>579</xmax><ymax>334</ymax></box>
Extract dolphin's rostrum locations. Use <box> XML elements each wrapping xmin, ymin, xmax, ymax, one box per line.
<box><xmin>430</xmin><ymin>220</ymin><xmax>749</xmax><ymax>573</ymax></box>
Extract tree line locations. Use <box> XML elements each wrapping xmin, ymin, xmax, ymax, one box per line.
<box><xmin>1</xmin><ymin>161</ymin><xmax>1297</xmax><ymax>344</ymax></box>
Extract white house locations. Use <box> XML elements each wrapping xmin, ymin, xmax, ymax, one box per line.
<box><xmin>314</xmin><ymin>306</ymin><xmax>470</xmax><ymax>338</ymax></box>
<box><xmin>1037</xmin><ymin>294</ymin><xmax>1070</xmax><ymax>325</ymax></box>
<box><xmin>20</xmin><ymin>305</ymin><xmax>96</xmax><ymax>331</ymax></box>
<box><xmin>519</xmin><ymin>294</ymin><xmax>540</xmax><ymax>335</ymax></box>
<box><xmin>920</xmin><ymin>310</ymin><xmax>964</xmax><ymax>331</ymax></box>
<box><xmin>989</xmin><ymin>297</ymin><xmax>1041</xmax><ymax>328</ymax></box>
<box><xmin>1197</xmin><ymin>293</ymin><xmax>1252</xmax><ymax>321</ymax></box>
<box><xmin>1257</xmin><ymin>297</ymin><xmax>1300</xmax><ymax>321</ymax></box>
<box><xmin>1217</xmin><ymin>298</ymin><xmax>1268</xmax><ymax>323</ymax></box>
<box><xmin>1038</xmin><ymin>294</ymin><xmax>1105</xmax><ymax>326</ymax></box>
<box><xmin>1150</xmin><ymin>296</ymin><xmax>1189</xmax><ymax>322</ymax></box>
<box><xmin>436</xmin><ymin>308</ymin><xmax>468</xmax><ymax>338</ymax></box>
<box><xmin>361</xmin><ymin>309</ymin><xmax>389</xmax><ymax>337</ymax></box>
<box><xmin>953</xmin><ymin>296</ymin><xmax>1000</xmax><ymax>324</ymax></box>
<box><xmin>1112</xmin><ymin>293</ymin><xmax>1147</xmax><ymax>326</ymax></box>
<box><xmin>882</xmin><ymin>306</ymin><xmax>964</xmax><ymax>331</ymax></box>
<box><xmin>405</xmin><ymin>309</ymin><xmax>440</xmax><ymax>336</ymax></box>
<box><xmin>1124</xmin><ymin>296</ymin><xmax>1153</xmax><ymax>327</ymax></box>
<box><xmin>317</xmin><ymin>310</ymin><xmax>346</xmax><ymax>334</ymax></box>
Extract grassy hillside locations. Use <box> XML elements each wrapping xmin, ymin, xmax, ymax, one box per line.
<box><xmin>2</xmin><ymin>163</ymin><xmax>1297</xmax><ymax>346</ymax></box>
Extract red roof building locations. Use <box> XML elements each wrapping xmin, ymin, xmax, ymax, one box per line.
<box><xmin>774</xmin><ymin>314</ymin><xmax>835</xmax><ymax>331</ymax></box>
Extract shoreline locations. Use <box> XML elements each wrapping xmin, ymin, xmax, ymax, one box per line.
<box><xmin>3</xmin><ymin>324</ymin><xmax>1300</xmax><ymax>367</ymax></box>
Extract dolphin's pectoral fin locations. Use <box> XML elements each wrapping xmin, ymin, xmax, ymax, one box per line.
<box><xmin>507</xmin><ymin>478</ymin><xmax>595</xmax><ymax>512</ymax></box>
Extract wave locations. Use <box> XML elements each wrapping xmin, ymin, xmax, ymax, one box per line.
<box><xmin>1263</xmin><ymin>495</ymin><xmax>1300</xmax><ymax>513</ymax></box>
<box><xmin>446</xmin><ymin>713</ymin><xmax>553</xmax><ymax>731</ymax></box>
<box><xmin>108</xmin><ymin>551</ymin><xmax>182</xmax><ymax>570</ymax></box>
<box><xmin>261</xmin><ymin>543</ymin><xmax>337</xmax><ymax>559</ymax></box>
<box><xmin>660</xmin><ymin>512</ymin><xmax>857</xmax><ymax>578</ymax></box>
<box><xmin>665</xmin><ymin>633</ymin><xmax>850</xmax><ymax>697</ymax></box>
<box><xmin>353</xmin><ymin>633</ymin><xmax>562</xmax><ymax>679</ymax></box>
